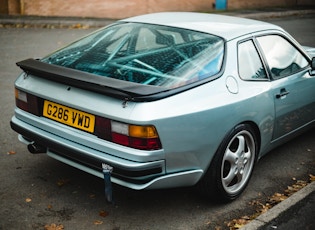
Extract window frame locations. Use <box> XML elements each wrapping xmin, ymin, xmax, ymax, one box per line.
<box><xmin>253</xmin><ymin>33</ymin><xmax>311</xmax><ymax>80</ymax></box>
<box><xmin>237</xmin><ymin>37</ymin><xmax>271</xmax><ymax>82</ymax></box>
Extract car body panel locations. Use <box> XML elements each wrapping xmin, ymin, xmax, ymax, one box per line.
<box><xmin>121</xmin><ymin>12</ymin><xmax>283</xmax><ymax>41</ymax></box>
<box><xmin>272</xmin><ymin>69</ymin><xmax>315</xmax><ymax>140</ymax></box>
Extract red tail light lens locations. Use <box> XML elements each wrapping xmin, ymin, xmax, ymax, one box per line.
<box><xmin>129</xmin><ymin>136</ymin><xmax>162</xmax><ymax>150</ymax></box>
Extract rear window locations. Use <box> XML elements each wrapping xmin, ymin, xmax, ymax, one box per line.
<box><xmin>42</xmin><ymin>22</ymin><xmax>224</xmax><ymax>88</ymax></box>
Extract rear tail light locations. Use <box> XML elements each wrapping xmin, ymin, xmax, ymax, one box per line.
<box><xmin>15</xmin><ymin>88</ymin><xmax>162</xmax><ymax>151</ymax></box>
<box><xmin>111</xmin><ymin>121</ymin><xmax>161</xmax><ymax>150</ymax></box>
<box><xmin>15</xmin><ymin>88</ymin><xmax>40</xmax><ymax>115</ymax></box>
<box><xmin>96</xmin><ymin>118</ymin><xmax>162</xmax><ymax>150</ymax></box>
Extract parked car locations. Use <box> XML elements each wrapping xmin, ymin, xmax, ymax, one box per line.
<box><xmin>11</xmin><ymin>12</ymin><xmax>315</xmax><ymax>202</ymax></box>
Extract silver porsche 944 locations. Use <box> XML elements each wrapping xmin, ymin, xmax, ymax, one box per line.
<box><xmin>10</xmin><ymin>12</ymin><xmax>315</xmax><ymax>202</ymax></box>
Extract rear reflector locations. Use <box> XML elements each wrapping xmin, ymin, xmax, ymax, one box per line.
<box><xmin>15</xmin><ymin>88</ymin><xmax>40</xmax><ymax>115</ymax></box>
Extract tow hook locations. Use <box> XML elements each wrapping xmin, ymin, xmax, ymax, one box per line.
<box><xmin>102</xmin><ymin>163</ymin><xmax>114</xmax><ymax>203</ymax></box>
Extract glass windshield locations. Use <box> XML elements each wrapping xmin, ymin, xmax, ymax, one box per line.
<box><xmin>42</xmin><ymin>22</ymin><xmax>224</xmax><ymax>88</ymax></box>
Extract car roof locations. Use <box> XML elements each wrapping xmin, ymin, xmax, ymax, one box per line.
<box><xmin>121</xmin><ymin>12</ymin><xmax>284</xmax><ymax>41</ymax></box>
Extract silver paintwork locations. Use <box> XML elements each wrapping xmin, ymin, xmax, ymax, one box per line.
<box><xmin>11</xmin><ymin>13</ymin><xmax>315</xmax><ymax>191</ymax></box>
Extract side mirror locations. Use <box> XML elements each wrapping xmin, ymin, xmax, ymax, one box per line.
<box><xmin>310</xmin><ymin>57</ymin><xmax>315</xmax><ymax>76</ymax></box>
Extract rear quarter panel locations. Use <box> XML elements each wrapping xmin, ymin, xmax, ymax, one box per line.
<box><xmin>128</xmin><ymin>38</ymin><xmax>276</xmax><ymax>173</ymax></box>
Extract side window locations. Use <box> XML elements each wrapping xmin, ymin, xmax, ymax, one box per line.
<box><xmin>257</xmin><ymin>35</ymin><xmax>308</xmax><ymax>79</ymax></box>
<box><xmin>238</xmin><ymin>40</ymin><xmax>268</xmax><ymax>80</ymax></box>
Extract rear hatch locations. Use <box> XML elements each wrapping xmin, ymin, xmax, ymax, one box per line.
<box><xmin>17</xmin><ymin>22</ymin><xmax>225</xmax><ymax>102</ymax></box>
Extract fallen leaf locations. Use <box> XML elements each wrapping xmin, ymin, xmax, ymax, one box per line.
<box><xmin>269</xmin><ymin>193</ymin><xmax>287</xmax><ymax>204</ymax></box>
<box><xmin>99</xmin><ymin>210</ymin><xmax>109</xmax><ymax>217</ymax></box>
<box><xmin>287</xmin><ymin>180</ymin><xmax>307</xmax><ymax>194</ymax></box>
<box><xmin>25</xmin><ymin>198</ymin><xmax>32</xmax><ymax>203</ymax></box>
<box><xmin>310</xmin><ymin>174</ymin><xmax>315</xmax><ymax>181</ymax></box>
<box><xmin>71</xmin><ymin>23</ymin><xmax>83</xmax><ymax>29</ymax></box>
<box><xmin>44</xmin><ymin>223</ymin><xmax>64</xmax><ymax>230</ymax></box>
<box><xmin>94</xmin><ymin>220</ymin><xmax>103</xmax><ymax>225</ymax></box>
<box><xmin>250</xmin><ymin>212</ymin><xmax>262</xmax><ymax>219</ymax></box>
<box><xmin>241</xmin><ymin>215</ymin><xmax>250</xmax><ymax>220</ymax></box>
<box><xmin>260</xmin><ymin>204</ymin><xmax>270</xmax><ymax>214</ymax></box>
<box><xmin>204</xmin><ymin>220</ymin><xmax>211</xmax><ymax>226</ymax></box>
<box><xmin>234</xmin><ymin>223</ymin><xmax>245</xmax><ymax>229</ymax></box>
<box><xmin>7</xmin><ymin>150</ymin><xmax>16</xmax><ymax>155</ymax></box>
<box><xmin>226</xmin><ymin>217</ymin><xmax>251</xmax><ymax>230</ymax></box>
<box><xmin>56</xmin><ymin>178</ymin><xmax>69</xmax><ymax>187</ymax></box>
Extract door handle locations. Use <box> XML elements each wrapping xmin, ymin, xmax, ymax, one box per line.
<box><xmin>276</xmin><ymin>88</ymin><xmax>290</xmax><ymax>99</ymax></box>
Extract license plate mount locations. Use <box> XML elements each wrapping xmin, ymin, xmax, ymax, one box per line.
<box><xmin>43</xmin><ymin>100</ymin><xmax>95</xmax><ymax>133</ymax></box>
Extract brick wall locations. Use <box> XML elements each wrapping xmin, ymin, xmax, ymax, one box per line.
<box><xmin>228</xmin><ymin>0</ymin><xmax>297</xmax><ymax>9</ymax></box>
<box><xmin>5</xmin><ymin>0</ymin><xmax>315</xmax><ymax>19</ymax></box>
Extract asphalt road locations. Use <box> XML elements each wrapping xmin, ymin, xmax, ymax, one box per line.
<box><xmin>1</xmin><ymin>15</ymin><xmax>315</xmax><ymax>230</ymax></box>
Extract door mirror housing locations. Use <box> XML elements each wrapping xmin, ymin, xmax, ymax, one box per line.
<box><xmin>310</xmin><ymin>57</ymin><xmax>315</xmax><ymax>76</ymax></box>
<box><xmin>312</xmin><ymin>57</ymin><xmax>315</xmax><ymax>70</ymax></box>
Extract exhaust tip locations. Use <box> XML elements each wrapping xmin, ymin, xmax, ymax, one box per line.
<box><xmin>27</xmin><ymin>143</ymin><xmax>46</xmax><ymax>154</ymax></box>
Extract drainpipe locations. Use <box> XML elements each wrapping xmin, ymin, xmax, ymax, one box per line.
<box><xmin>215</xmin><ymin>0</ymin><xmax>227</xmax><ymax>10</ymax></box>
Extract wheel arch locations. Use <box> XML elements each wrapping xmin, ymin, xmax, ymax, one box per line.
<box><xmin>242</xmin><ymin>121</ymin><xmax>261</xmax><ymax>160</ymax></box>
<box><xmin>203</xmin><ymin>120</ymin><xmax>261</xmax><ymax>173</ymax></box>
<box><xmin>197</xmin><ymin>120</ymin><xmax>261</xmax><ymax>201</ymax></box>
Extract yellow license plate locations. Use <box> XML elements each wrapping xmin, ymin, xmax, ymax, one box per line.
<box><xmin>43</xmin><ymin>100</ymin><xmax>95</xmax><ymax>133</ymax></box>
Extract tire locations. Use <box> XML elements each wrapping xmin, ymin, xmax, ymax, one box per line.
<box><xmin>199</xmin><ymin>124</ymin><xmax>258</xmax><ymax>202</ymax></box>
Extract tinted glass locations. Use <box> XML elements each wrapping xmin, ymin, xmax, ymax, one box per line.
<box><xmin>238</xmin><ymin>40</ymin><xmax>267</xmax><ymax>80</ymax></box>
<box><xmin>42</xmin><ymin>23</ymin><xmax>224</xmax><ymax>89</ymax></box>
<box><xmin>257</xmin><ymin>35</ymin><xmax>308</xmax><ymax>78</ymax></box>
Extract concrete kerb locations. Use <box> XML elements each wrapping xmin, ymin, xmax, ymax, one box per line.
<box><xmin>0</xmin><ymin>15</ymin><xmax>115</xmax><ymax>28</ymax></box>
<box><xmin>241</xmin><ymin>181</ymin><xmax>315</xmax><ymax>230</ymax></box>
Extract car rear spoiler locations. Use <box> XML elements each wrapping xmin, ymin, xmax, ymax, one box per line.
<box><xmin>16</xmin><ymin>58</ymin><xmax>169</xmax><ymax>102</ymax></box>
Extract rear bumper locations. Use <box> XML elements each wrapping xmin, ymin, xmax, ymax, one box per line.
<box><xmin>10</xmin><ymin>115</ymin><xmax>203</xmax><ymax>190</ymax></box>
